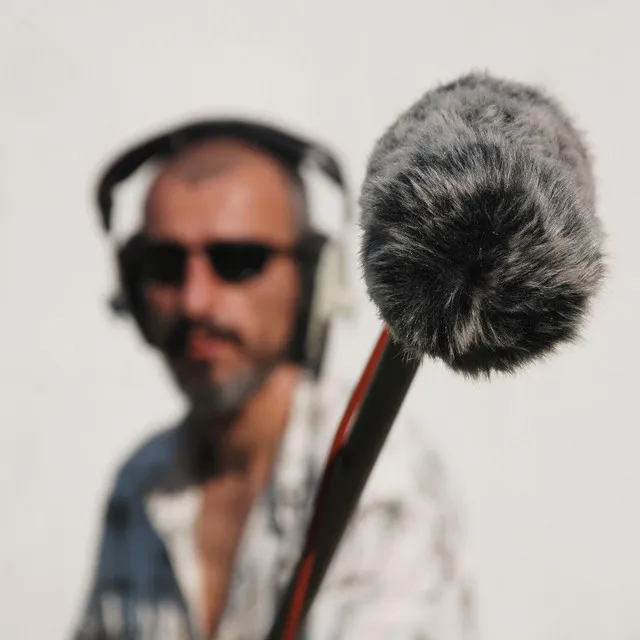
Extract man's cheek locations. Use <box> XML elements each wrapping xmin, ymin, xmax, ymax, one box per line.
<box><xmin>262</xmin><ymin>303</ymin><xmax>296</xmax><ymax>352</ymax></box>
<box><xmin>146</xmin><ymin>309</ymin><xmax>175</xmax><ymax>348</ymax></box>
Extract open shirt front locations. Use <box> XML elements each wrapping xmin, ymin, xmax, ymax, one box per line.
<box><xmin>73</xmin><ymin>375</ymin><xmax>474</xmax><ymax>640</ymax></box>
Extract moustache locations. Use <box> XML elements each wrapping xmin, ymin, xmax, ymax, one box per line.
<box><xmin>163</xmin><ymin>317</ymin><xmax>244</xmax><ymax>358</ymax></box>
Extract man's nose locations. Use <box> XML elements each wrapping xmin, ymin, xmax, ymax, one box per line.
<box><xmin>178</xmin><ymin>253</ymin><xmax>220</xmax><ymax>318</ymax></box>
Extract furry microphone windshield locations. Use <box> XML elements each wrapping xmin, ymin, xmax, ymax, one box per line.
<box><xmin>359</xmin><ymin>72</ymin><xmax>605</xmax><ymax>376</ymax></box>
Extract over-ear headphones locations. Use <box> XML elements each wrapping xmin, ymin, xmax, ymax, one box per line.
<box><xmin>95</xmin><ymin>118</ymin><xmax>354</xmax><ymax>378</ymax></box>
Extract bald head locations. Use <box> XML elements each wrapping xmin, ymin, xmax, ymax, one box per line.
<box><xmin>144</xmin><ymin>138</ymin><xmax>308</xmax><ymax>236</ymax></box>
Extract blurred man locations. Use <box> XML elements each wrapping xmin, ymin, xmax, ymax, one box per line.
<box><xmin>73</xmin><ymin>120</ymin><xmax>472</xmax><ymax>640</ymax></box>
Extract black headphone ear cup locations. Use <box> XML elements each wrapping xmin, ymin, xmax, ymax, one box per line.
<box><xmin>116</xmin><ymin>234</ymin><xmax>153</xmax><ymax>344</ymax></box>
<box><xmin>290</xmin><ymin>231</ymin><xmax>331</xmax><ymax>377</ymax></box>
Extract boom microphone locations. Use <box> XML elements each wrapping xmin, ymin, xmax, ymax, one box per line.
<box><xmin>360</xmin><ymin>71</ymin><xmax>605</xmax><ymax>375</ymax></box>
<box><xmin>266</xmin><ymin>72</ymin><xmax>605</xmax><ymax>639</ymax></box>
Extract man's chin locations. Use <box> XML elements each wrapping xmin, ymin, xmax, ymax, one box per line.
<box><xmin>177</xmin><ymin>372</ymin><xmax>266</xmax><ymax>418</ymax></box>
<box><xmin>172</xmin><ymin>358</ymin><xmax>231</xmax><ymax>389</ymax></box>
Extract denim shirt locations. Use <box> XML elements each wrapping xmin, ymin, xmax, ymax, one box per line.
<box><xmin>72</xmin><ymin>376</ymin><xmax>475</xmax><ymax>640</ymax></box>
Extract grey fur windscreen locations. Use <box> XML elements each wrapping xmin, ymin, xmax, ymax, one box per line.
<box><xmin>359</xmin><ymin>72</ymin><xmax>605</xmax><ymax>376</ymax></box>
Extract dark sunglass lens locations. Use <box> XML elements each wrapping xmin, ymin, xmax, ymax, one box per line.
<box><xmin>209</xmin><ymin>244</ymin><xmax>272</xmax><ymax>282</ymax></box>
<box><xmin>140</xmin><ymin>243</ymin><xmax>186</xmax><ymax>284</ymax></box>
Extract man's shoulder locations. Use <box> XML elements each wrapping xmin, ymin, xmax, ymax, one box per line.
<box><xmin>318</xmin><ymin>378</ymin><xmax>436</xmax><ymax>473</ymax></box>
<box><xmin>314</xmin><ymin>381</ymin><xmax>467</xmax><ymax>602</ymax></box>
<box><xmin>108</xmin><ymin>425</ymin><xmax>181</xmax><ymax>496</ymax></box>
<box><xmin>314</xmin><ymin>376</ymin><xmax>452</xmax><ymax>510</ymax></box>
<box><xmin>359</xmin><ymin>411</ymin><xmax>451</xmax><ymax>512</ymax></box>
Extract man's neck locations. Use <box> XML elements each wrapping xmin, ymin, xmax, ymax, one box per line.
<box><xmin>185</xmin><ymin>364</ymin><xmax>301</xmax><ymax>492</ymax></box>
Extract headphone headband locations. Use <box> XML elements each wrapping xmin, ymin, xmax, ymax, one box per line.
<box><xmin>96</xmin><ymin>118</ymin><xmax>349</xmax><ymax>233</ymax></box>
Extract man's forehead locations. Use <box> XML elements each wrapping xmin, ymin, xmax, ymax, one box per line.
<box><xmin>143</xmin><ymin>139</ymin><xmax>298</xmax><ymax>240</ymax></box>
<box><xmin>160</xmin><ymin>137</ymin><xmax>278</xmax><ymax>179</ymax></box>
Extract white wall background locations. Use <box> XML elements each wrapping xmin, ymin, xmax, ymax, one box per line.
<box><xmin>1</xmin><ymin>1</ymin><xmax>639</xmax><ymax>638</ymax></box>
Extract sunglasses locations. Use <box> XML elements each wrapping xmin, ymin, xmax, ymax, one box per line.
<box><xmin>136</xmin><ymin>238</ymin><xmax>302</xmax><ymax>285</ymax></box>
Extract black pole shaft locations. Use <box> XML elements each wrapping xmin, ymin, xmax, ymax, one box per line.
<box><xmin>265</xmin><ymin>337</ymin><xmax>420</xmax><ymax>639</ymax></box>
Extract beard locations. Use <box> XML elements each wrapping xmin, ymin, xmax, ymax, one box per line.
<box><xmin>157</xmin><ymin>314</ymin><xmax>291</xmax><ymax>420</ymax></box>
<box><xmin>176</xmin><ymin>358</ymin><xmax>276</xmax><ymax>421</ymax></box>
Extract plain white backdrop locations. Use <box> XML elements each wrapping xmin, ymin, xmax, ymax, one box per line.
<box><xmin>1</xmin><ymin>1</ymin><xmax>639</xmax><ymax>638</ymax></box>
